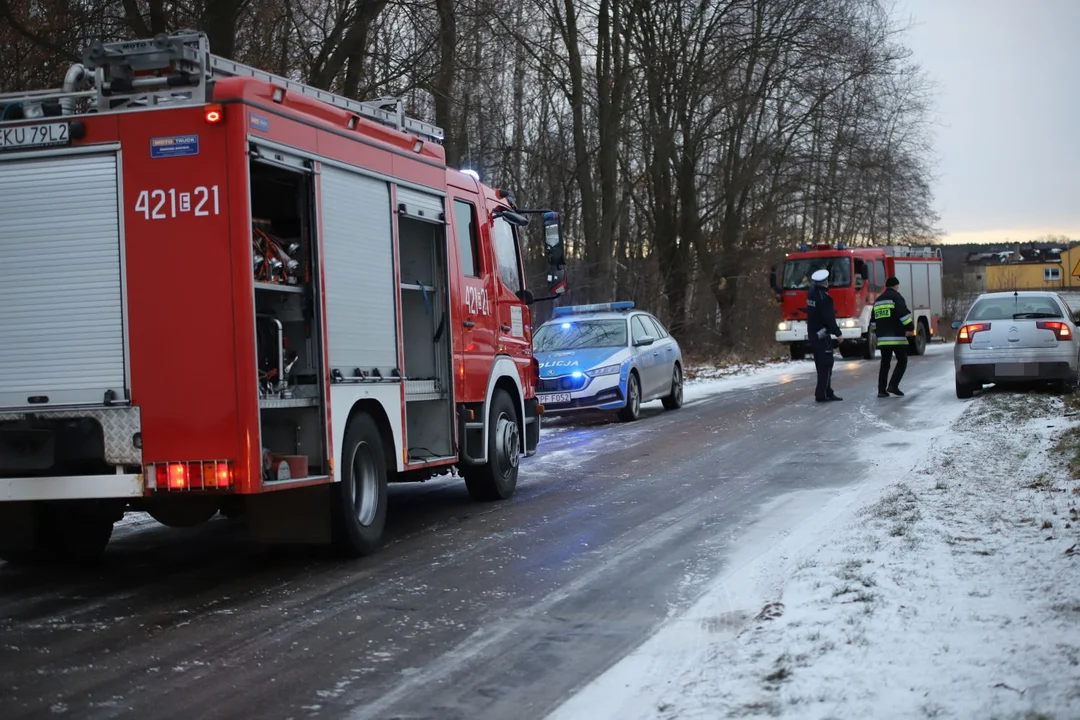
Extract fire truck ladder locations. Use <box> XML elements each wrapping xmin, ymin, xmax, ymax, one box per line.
<box><xmin>0</xmin><ymin>29</ymin><xmax>444</xmax><ymax>144</ymax></box>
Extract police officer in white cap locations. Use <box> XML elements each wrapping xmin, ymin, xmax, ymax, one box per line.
<box><xmin>805</xmin><ymin>268</ymin><xmax>843</xmax><ymax>402</ymax></box>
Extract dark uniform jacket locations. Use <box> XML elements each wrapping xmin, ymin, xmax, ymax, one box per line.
<box><xmin>871</xmin><ymin>288</ymin><xmax>914</xmax><ymax>346</ymax></box>
<box><xmin>806</xmin><ymin>284</ymin><xmax>840</xmax><ymax>344</ymax></box>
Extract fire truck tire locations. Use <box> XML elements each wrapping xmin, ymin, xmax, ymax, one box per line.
<box><xmin>862</xmin><ymin>330</ymin><xmax>877</xmax><ymax>360</ymax></box>
<box><xmin>146</xmin><ymin>498</ymin><xmax>220</xmax><ymax>528</ymax></box>
<box><xmin>463</xmin><ymin>388</ymin><xmax>520</xmax><ymax>502</ymax></box>
<box><xmin>789</xmin><ymin>345</ymin><xmax>805</xmax><ymax>361</ymax></box>
<box><xmin>39</xmin><ymin>500</ymin><xmax>120</xmax><ymax>562</ymax></box>
<box><xmin>331</xmin><ymin>411</ymin><xmax>389</xmax><ymax>557</ymax></box>
<box><xmin>661</xmin><ymin>365</ymin><xmax>684</xmax><ymax>410</ymax></box>
<box><xmin>618</xmin><ymin>372</ymin><xmax>642</xmax><ymax>422</ymax></box>
<box><xmin>910</xmin><ymin>322</ymin><xmax>929</xmax><ymax>356</ymax></box>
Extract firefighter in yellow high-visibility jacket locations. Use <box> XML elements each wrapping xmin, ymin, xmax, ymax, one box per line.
<box><xmin>870</xmin><ymin>276</ymin><xmax>915</xmax><ymax>397</ymax></box>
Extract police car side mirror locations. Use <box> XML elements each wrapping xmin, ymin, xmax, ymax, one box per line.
<box><xmin>634</xmin><ymin>335</ymin><xmax>656</xmax><ymax>347</ymax></box>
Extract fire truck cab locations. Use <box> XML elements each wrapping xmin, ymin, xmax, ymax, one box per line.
<box><xmin>770</xmin><ymin>243</ymin><xmax>943</xmax><ymax>361</ymax></box>
<box><xmin>0</xmin><ymin>31</ymin><xmax>568</xmax><ymax>563</ymax></box>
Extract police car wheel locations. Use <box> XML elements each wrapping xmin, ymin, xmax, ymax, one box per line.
<box><xmin>463</xmin><ymin>389</ymin><xmax>520</xmax><ymax>502</ymax></box>
<box><xmin>618</xmin><ymin>372</ymin><xmax>641</xmax><ymax>422</ymax></box>
<box><xmin>662</xmin><ymin>365</ymin><xmax>684</xmax><ymax>410</ymax></box>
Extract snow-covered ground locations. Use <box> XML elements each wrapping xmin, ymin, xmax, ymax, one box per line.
<box><xmin>549</xmin><ymin>365</ymin><xmax>1080</xmax><ymax>719</ymax></box>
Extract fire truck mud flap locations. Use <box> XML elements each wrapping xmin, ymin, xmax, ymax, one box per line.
<box><xmin>524</xmin><ymin>397</ymin><xmax>539</xmax><ymax>457</ymax></box>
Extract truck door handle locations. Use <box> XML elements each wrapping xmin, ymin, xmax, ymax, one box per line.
<box><xmin>500</xmin><ymin>324</ymin><xmax>512</xmax><ymax>333</ymax></box>
<box><xmin>463</xmin><ymin>320</ymin><xmax>475</xmax><ymax>328</ymax></box>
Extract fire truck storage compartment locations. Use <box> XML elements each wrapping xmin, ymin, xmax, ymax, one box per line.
<box><xmin>398</xmin><ymin>187</ymin><xmax>454</xmax><ymax>461</ymax></box>
<box><xmin>0</xmin><ymin>151</ymin><xmax>128</xmax><ymax>410</ymax></box>
<box><xmin>250</xmin><ymin>155</ymin><xmax>327</xmax><ymax>480</ymax></box>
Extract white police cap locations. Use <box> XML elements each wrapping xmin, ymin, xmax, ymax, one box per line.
<box><xmin>811</xmin><ymin>269</ymin><xmax>829</xmax><ymax>282</ymax></box>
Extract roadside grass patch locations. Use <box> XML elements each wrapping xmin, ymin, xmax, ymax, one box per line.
<box><xmin>1052</xmin><ymin>424</ymin><xmax>1080</xmax><ymax>481</ymax></box>
<box><xmin>682</xmin><ymin>351</ymin><xmax>792</xmax><ymax>381</ymax></box>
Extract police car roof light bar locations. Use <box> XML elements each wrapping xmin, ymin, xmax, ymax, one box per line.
<box><xmin>552</xmin><ymin>301</ymin><xmax>635</xmax><ymax>317</ymax></box>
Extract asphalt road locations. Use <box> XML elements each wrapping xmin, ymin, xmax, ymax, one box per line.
<box><xmin>0</xmin><ymin>344</ymin><xmax>956</xmax><ymax>720</ymax></box>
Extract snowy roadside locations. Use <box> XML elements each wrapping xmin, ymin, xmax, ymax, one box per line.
<box><xmin>549</xmin><ymin>381</ymin><xmax>1080</xmax><ymax>719</ymax></box>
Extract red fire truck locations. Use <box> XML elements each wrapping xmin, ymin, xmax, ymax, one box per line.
<box><xmin>770</xmin><ymin>243</ymin><xmax>943</xmax><ymax>361</ymax></box>
<box><xmin>0</xmin><ymin>31</ymin><xmax>568</xmax><ymax>562</ymax></box>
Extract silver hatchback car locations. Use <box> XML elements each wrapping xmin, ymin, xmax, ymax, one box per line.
<box><xmin>953</xmin><ymin>290</ymin><xmax>1080</xmax><ymax>398</ymax></box>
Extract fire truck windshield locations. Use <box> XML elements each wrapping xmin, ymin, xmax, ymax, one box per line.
<box><xmin>781</xmin><ymin>256</ymin><xmax>852</xmax><ymax>289</ymax></box>
<box><xmin>534</xmin><ymin>319</ymin><xmax>628</xmax><ymax>351</ymax></box>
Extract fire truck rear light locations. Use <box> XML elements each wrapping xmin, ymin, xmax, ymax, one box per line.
<box><xmin>204</xmin><ymin>104</ymin><xmax>223</xmax><ymax>123</ymax></box>
<box><xmin>168</xmin><ymin>464</ymin><xmax>186</xmax><ymax>489</ymax></box>
<box><xmin>147</xmin><ymin>460</ymin><xmax>235</xmax><ymax>491</ymax></box>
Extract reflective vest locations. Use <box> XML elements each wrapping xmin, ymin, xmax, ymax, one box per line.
<box><xmin>870</xmin><ymin>288</ymin><xmax>914</xmax><ymax>346</ymax></box>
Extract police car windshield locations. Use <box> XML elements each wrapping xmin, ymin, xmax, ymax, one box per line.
<box><xmin>782</xmin><ymin>257</ymin><xmax>852</xmax><ymax>289</ymax></box>
<box><xmin>534</xmin><ymin>319</ymin><xmax>628</xmax><ymax>351</ymax></box>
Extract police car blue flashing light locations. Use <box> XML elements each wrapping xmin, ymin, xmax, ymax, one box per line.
<box><xmin>551</xmin><ymin>300</ymin><xmax>635</xmax><ymax>318</ymax></box>
<box><xmin>532</xmin><ymin>304</ymin><xmax>684</xmax><ymax>422</ymax></box>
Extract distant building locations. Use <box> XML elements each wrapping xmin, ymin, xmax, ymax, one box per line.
<box><xmin>972</xmin><ymin>243</ymin><xmax>1080</xmax><ymax>291</ymax></box>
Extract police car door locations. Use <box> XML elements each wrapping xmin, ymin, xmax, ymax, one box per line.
<box><xmin>630</xmin><ymin>314</ymin><xmax>662</xmax><ymax>396</ymax></box>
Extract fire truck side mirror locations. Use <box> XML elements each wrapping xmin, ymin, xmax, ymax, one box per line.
<box><xmin>543</xmin><ymin>212</ymin><xmax>567</xmax><ymax>295</ymax></box>
<box><xmin>494</xmin><ymin>208</ymin><xmax>530</xmax><ymax>227</ymax></box>
<box><xmin>769</xmin><ymin>265</ymin><xmax>780</xmax><ymax>299</ymax></box>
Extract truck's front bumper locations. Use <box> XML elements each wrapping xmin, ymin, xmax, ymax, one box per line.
<box><xmin>0</xmin><ymin>473</ymin><xmax>144</xmax><ymax>502</ymax></box>
<box><xmin>776</xmin><ymin>320</ymin><xmax>863</xmax><ymax>343</ymax></box>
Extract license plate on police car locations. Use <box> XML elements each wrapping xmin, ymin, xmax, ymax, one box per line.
<box><xmin>0</xmin><ymin>122</ymin><xmax>71</xmax><ymax>152</ymax></box>
<box><xmin>538</xmin><ymin>393</ymin><xmax>571</xmax><ymax>404</ymax></box>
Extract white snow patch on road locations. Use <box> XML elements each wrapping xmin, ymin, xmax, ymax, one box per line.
<box><xmin>548</xmin><ymin>362</ymin><xmax>1080</xmax><ymax>720</ymax></box>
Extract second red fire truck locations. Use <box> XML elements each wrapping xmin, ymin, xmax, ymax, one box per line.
<box><xmin>0</xmin><ymin>31</ymin><xmax>568</xmax><ymax>562</ymax></box>
<box><xmin>770</xmin><ymin>243</ymin><xmax>944</xmax><ymax>361</ymax></box>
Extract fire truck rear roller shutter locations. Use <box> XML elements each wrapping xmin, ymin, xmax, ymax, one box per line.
<box><xmin>0</xmin><ymin>152</ymin><xmax>127</xmax><ymax>409</ymax></box>
<box><xmin>321</xmin><ymin>165</ymin><xmax>399</xmax><ymax>373</ymax></box>
<box><xmin>395</xmin><ymin>186</ymin><xmax>445</xmax><ymax>224</ymax></box>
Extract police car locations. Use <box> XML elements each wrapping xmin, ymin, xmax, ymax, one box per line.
<box><xmin>532</xmin><ymin>301</ymin><xmax>684</xmax><ymax>422</ymax></box>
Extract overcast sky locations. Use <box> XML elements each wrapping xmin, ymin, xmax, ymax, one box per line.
<box><xmin>896</xmin><ymin>0</ymin><xmax>1079</xmax><ymax>245</ymax></box>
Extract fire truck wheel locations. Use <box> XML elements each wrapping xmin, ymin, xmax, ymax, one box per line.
<box><xmin>789</xmin><ymin>345</ymin><xmax>806</xmax><ymax>361</ymax></box>
<box><xmin>332</xmin><ymin>411</ymin><xmax>389</xmax><ymax>557</ymax></box>
<box><xmin>38</xmin><ymin>500</ymin><xmax>120</xmax><ymax>562</ymax></box>
<box><xmin>463</xmin><ymin>388</ymin><xmax>520</xmax><ymax>502</ymax></box>
<box><xmin>146</xmin><ymin>498</ymin><xmax>221</xmax><ymax>528</ymax></box>
<box><xmin>862</xmin><ymin>330</ymin><xmax>877</xmax><ymax>360</ymax></box>
<box><xmin>618</xmin><ymin>372</ymin><xmax>642</xmax><ymax>422</ymax></box>
<box><xmin>661</xmin><ymin>365</ymin><xmax>684</xmax><ymax>410</ymax></box>
<box><xmin>910</xmin><ymin>322</ymin><xmax>929</xmax><ymax>356</ymax></box>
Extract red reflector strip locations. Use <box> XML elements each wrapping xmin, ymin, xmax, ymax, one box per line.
<box><xmin>146</xmin><ymin>460</ymin><xmax>235</xmax><ymax>491</ymax></box>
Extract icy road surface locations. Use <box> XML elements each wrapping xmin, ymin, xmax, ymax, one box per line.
<box><xmin>2</xmin><ymin>344</ymin><xmax>962</xmax><ymax>719</ymax></box>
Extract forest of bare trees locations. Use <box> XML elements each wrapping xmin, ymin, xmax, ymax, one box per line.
<box><xmin>0</xmin><ymin>0</ymin><xmax>942</xmax><ymax>356</ymax></box>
